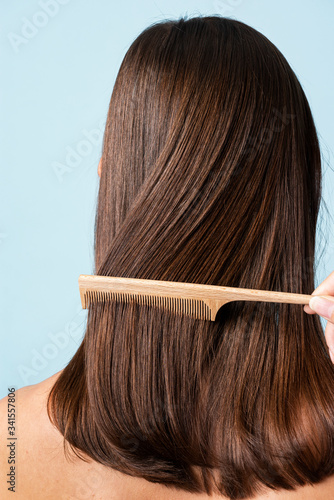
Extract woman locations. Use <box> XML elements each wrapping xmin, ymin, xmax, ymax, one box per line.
<box><xmin>1</xmin><ymin>15</ymin><xmax>334</xmax><ymax>499</ymax></box>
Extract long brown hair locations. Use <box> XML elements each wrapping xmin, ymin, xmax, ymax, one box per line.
<box><xmin>47</xmin><ymin>15</ymin><xmax>334</xmax><ymax>499</ymax></box>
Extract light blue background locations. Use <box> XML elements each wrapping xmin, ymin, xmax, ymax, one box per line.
<box><xmin>1</xmin><ymin>0</ymin><xmax>333</xmax><ymax>398</ymax></box>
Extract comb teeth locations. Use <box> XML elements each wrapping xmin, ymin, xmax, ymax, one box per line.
<box><xmin>84</xmin><ymin>290</ymin><xmax>211</xmax><ymax>320</ymax></box>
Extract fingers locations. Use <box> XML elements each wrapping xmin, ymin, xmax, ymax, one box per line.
<box><xmin>308</xmin><ymin>296</ymin><xmax>334</xmax><ymax>322</ymax></box>
<box><xmin>303</xmin><ymin>271</ymin><xmax>334</xmax><ymax>363</ymax></box>
<box><xmin>325</xmin><ymin>320</ymin><xmax>334</xmax><ymax>363</ymax></box>
<box><xmin>304</xmin><ymin>270</ymin><xmax>334</xmax><ymax>315</ymax></box>
<box><xmin>311</xmin><ymin>270</ymin><xmax>334</xmax><ymax>296</ymax></box>
<box><xmin>304</xmin><ymin>304</ymin><xmax>315</xmax><ymax>314</ymax></box>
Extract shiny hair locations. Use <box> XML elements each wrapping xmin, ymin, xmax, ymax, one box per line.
<box><xmin>47</xmin><ymin>15</ymin><xmax>334</xmax><ymax>499</ymax></box>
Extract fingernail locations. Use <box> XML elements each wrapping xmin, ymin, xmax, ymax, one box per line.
<box><xmin>308</xmin><ymin>297</ymin><xmax>334</xmax><ymax>320</ymax></box>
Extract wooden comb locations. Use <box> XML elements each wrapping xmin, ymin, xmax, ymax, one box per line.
<box><xmin>78</xmin><ymin>274</ymin><xmax>319</xmax><ymax>322</ymax></box>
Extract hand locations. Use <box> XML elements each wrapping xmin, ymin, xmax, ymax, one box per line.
<box><xmin>304</xmin><ymin>270</ymin><xmax>334</xmax><ymax>363</ymax></box>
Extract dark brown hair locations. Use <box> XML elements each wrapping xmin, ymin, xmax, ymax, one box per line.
<box><xmin>47</xmin><ymin>15</ymin><xmax>334</xmax><ymax>499</ymax></box>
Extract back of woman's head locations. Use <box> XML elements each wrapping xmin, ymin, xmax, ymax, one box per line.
<box><xmin>47</xmin><ymin>15</ymin><xmax>334</xmax><ymax>499</ymax></box>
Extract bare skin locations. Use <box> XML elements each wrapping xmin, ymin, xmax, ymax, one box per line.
<box><xmin>304</xmin><ymin>269</ymin><xmax>334</xmax><ymax>362</ymax></box>
<box><xmin>1</xmin><ymin>164</ymin><xmax>334</xmax><ymax>498</ymax></box>
<box><xmin>1</xmin><ymin>368</ymin><xmax>334</xmax><ymax>499</ymax></box>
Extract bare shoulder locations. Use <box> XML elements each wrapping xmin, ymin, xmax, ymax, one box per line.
<box><xmin>0</xmin><ymin>382</ymin><xmax>37</xmax><ymax>499</ymax></box>
<box><xmin>257</xmin><ymin>475</ymin><xmax>334</xmax><ymax>500</ymax></box>
<box><xmin>0</xmin><ymin>372</ymin><xmax>64</xmax><ymax>499</ymax></box>
<box><xmin>2</xmin><ymin>371</ymin><xmax>334</xmax><ymax>500</ymax></box>
<box><xmin>0</xmin><ymin>370</ymin><xmax>116</xmax><ymax>499</ymax></box>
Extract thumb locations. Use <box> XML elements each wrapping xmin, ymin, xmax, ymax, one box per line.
<box><xmin>308</xmin><ymin>296</ymin><xmax>334</xmax><ymax>322</ymax></box>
